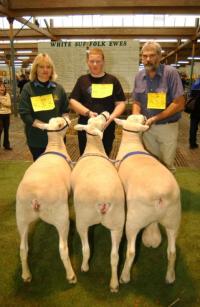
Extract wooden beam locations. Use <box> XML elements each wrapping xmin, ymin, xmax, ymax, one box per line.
<box><xmin>0</xmin><ymin>27</ymin><xmax>196</xmax><ymax>40</ymax></box>
<box><xmin>0</xmin><ymin>4</ymin><xmax>14</xmax><ymax>17</ymax></box>
<box><xmin>6</xmin><ymin>0</ymin><xmax>200</xmax><ymax>16</ymax></box>
<box><xmin>15</xmin><ymin>17</ymin><xmax>57</xmax><ymax>40</ymax></box>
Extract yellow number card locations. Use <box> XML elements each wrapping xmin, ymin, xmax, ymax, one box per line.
<box><xmin>91</xmin><ymin>84</ymin><xmax>113</xmax><ymax>98</ymax></box>
<box><xmin>31</xmin><ymin>94</ymin><xmax>55</xmax><ymax>112</ymax></box>
<box><xmin>147</xmin><ymin>92</ymin><xmax>166</xmax><ymax>109</ymax></box>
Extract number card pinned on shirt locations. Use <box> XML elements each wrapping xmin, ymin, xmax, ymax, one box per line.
<box><xmin>91</xmin><ymin>84</ymin><xmax>113</xmax><ymax>98</ymax></box>
<box><xmin>147</xmin><ymin>92</ymin><xmax>166</xmax><ymax>109</ymax></box>
<box><xmin>31</xmin><ymin>94</ymin><xmax>55</xmax><ymax>112</ymax></box>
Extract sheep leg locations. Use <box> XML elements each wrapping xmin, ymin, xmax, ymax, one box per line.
<box><xmin>165</xmin><ymin>227</ymin><xmax>177</xmax><ymax>284</ymax></box>
<box><xmin>18</xmin><ymin>222</ymin><xmax>32</xmax><ymax>282</ymax></box>
<box><xmin>56</xmin><ymin>223</ymin><xmax>77</xmax><ymax>284</ymax></box>
<box><xmin>142</xmin><ymin>222</ymin><xmax>162</xmax><ymax>248</ymax></box>
<box><xmin>120</xmin><ymin>227</ymin><xmax>139</xmax><ymax>284</ymax></box>
<box><xmin>110</xmin><ymin>229</ymin><xmax>123</xmax><ymax>293</ymax></box>
<box><xmin>76</xmin><ymin>223</ymin><xmax>90</xmax><ymax>272</ymax></box>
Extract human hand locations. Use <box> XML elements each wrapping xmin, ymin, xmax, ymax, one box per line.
<box><xmin>33</xmin><ymin>120</ymin><xmax>49</xmax><ymax>130</ymax></box>
<box><xmin>145</xmin><ymin>116</ymin><xmax>157</xmax><ymax>127</ymax></box>
<box><xmin>89</xmin><ymin>111</ymin><xmax>98</xmax><ymax>118</ymax></box>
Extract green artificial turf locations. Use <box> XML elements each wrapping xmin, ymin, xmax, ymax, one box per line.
<box><xmin>0</xmin><ymin>161</ymin><xmax>199</xmax><ymax>307</ymax></box>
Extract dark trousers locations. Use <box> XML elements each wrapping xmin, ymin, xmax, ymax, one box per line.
<box><xmin>0</xmin><ymin>114</ymin><xmax>11</xmax><ymax>148</ymax></box>
<box><xmin>78</xmin><ymin>123</ymin><xmax>115</xmax><ymax>156</ymax></box>
<box><xmin>189</xmin><ymin>114</ymin><xmax>200</xmax><ymax>146</ymax></box>
<box><xmin>28</xmin><ymin>146</ymin><xmax>46</xmax><ymax>161</ymax></box>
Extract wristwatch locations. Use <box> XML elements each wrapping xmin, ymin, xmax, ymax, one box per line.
<box><xmin>84</xmin><ymin>110</ymin><xmax>90</xmax><ymax>117</ymax></box>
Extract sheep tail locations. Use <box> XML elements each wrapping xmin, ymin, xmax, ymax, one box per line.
<box><xmin>97</xmin><ymin>203</ymin><xmax>111</xmax><ymax>215</ymax></box>
<box><xmin>31</xmin><ymin>199</ymin><xmax>41</xmax><ymax>211</ymax></box>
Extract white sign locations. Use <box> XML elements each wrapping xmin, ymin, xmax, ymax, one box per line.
<box><xmin>38</xmin><ymin>40</ymin><xmax>139</xmax><ymax>93</ymax></box>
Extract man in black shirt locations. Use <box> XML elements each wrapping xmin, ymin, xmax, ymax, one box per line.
<box><xmin>69</xmin><ymin>48</ymin><xmax>126</xmax><ymax>156</ymax></box>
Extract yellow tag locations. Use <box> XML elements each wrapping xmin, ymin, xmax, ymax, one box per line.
<box><xmin>91</xmin><ymin>84</ymin><xmax>113</xmax><ymax>98</ymax></box>
<box><xmin>31</xmin><ymin>94</ymin><xmax>55</xmax><ymax>112</ymax></box>
<box><xmin>147</xmin><ymin>92</ymin><xmax>166</xmax><ymax>109</ymax></box>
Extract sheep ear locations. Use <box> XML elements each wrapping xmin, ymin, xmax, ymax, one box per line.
<box><xmin>93</xmin><ymin>128</ymin><xmax>103</xmax><ymax>139</ymax></box>
<box><xmin>114</xmin><ymin>118</ymin><xmax>124</xmax><ymax>126</ymax></box>
<box><xmin>139</xmin><ymin>124</ymin><xmax>149</xmax><ymax>132</ymax></box>
<box><xmin>74</xmin><ymin>124</ymin><xmax>87</xmax><ymax>131</ymax></box>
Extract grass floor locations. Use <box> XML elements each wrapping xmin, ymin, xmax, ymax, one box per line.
<box><xmin>0</xmin><ymin>161</ymin><xmax>199</xmax><ymax>307</ymax></box>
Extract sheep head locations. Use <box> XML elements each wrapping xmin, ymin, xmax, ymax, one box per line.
<box><xmin>47</xmin><ymin>117</ymin><xmax>71</xmax><ymax>136</ymax></box>
<box><xmin>114</xmin><ymin>114</ymin><xmax>149</xmax><ymax>132</ymax></box>
<box><xmin>74</xmin><ymin>111</ymin><xmax>110</xmax><ymax>139</ymax></box>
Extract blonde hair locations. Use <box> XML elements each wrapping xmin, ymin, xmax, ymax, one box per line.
<box><xmin>86</xmin><ymin>48</ymin><xmax>105</xmax><ymax>60</ymax></box>
<box><xmin>141</xmin><ymin>40</ymin><xmax>162</xmax><ymax>56</ymax></box>
<box><xmin>30</xmin><ymin>53</ymin><xmax>57</xmax><ymax>82</ymax></box>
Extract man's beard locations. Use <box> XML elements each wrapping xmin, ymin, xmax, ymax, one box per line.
<box><xmin>144</xmin><ymin>63</ymin><xmax>158</xmax><ymax>72</ymax></box>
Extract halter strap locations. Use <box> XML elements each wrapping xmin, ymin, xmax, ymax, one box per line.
<box><xmin>122</xmin><ymin>128</ymin><xmax>139</xmax><ymax>133</ymax></box>
<box><xmin>101</xmin><ymin>113</ymin><xmax>108</xmax><ymax>121</ymax></box>
<box><xmin>40</xmin><ymin>151</ymin><xmax>72</xmax><ymax>168</ymax></box>
<box><xmin>118</xmin><ymin>150</ymin><xmax>153</xmax><ymax>169</ymax></box>
<box><xmin>77</xmin><ymin>153</ymin><xmax>112</xmax><ymax>163</ymax></box>
<box><xmin>46</xmin><ymin>117</ymin><xmax>69</xmax><ymax>132</ymax></box>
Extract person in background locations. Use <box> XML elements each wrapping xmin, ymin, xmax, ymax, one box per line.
<box><xmin>0</xmin><ymin>81</ymin><xmax>12</xmax><ymax>150</ymax></box>
<box><xmin>19</xmin><ymin>53</ymin><xmax>69</xmax><ymax>161</ymax></box>
<box><xmin>132</xmin><ymin>40</ymin><xmax>185</xmax><ymax>173</ymax></box>
<box><xmin>17</xmin><ymin>72</ymin><xmax>29</xmax><ymax>93</ymax></box>
<box><xmin>69</xmin><ymin>48</ymin><xmax>126</xmax><ymax>156</ymax></box>
<box><xmin>189</xmin><ymin>77</ymin><xmax>200</xmax><ymax>149</ymax></box>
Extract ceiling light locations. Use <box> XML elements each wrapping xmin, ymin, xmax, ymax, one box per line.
<box><xmin>16</xmin><ymin>50</ymin><xmax>32</xmax><ymax>54</ymax></box>
<box><xmin>177</xmin><ymin>61</ymin><xmax>189</xmax><ymax>64</ymax></box>
<box><xmin>17</xmin><ymin>56</ymin><xmax>30</xmax><ymax>59</ymax></box>
<box><xmin>187</xmin><ymin>57</ymin><xmax>200</xmax><ymax>60</ymax></box>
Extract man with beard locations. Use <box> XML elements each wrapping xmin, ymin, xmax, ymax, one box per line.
<box><xmin>132</xmin><ymin>41</ymin><xmax>185</xmax><ymax>173</ymax></box>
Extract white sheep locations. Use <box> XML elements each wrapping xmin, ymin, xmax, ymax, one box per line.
<box><xmin>71</xmin><ymin>112</ymin><xmax>125</xmax><ymax>292</ymax></box>
<box><xmin>115</xmin><ymin>114</ymin><xmax>181</xmax><ymax>284</ymax></box>
<box><xmin>16</xmin><ymin>117</ymin><xmax>77</xmax><ymax>284</ymax></box>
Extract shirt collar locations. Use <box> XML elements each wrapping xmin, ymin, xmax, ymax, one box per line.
<box><xmin>33</xmin><ymin>80</ymin><xmax>56</xmax><ymax>88</ymax></box>
<box><xmin>142</xmin><ymin>64</ymin><xmax>163</xmax><ymax>80</ymax></box>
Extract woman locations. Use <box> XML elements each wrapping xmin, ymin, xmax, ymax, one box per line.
<box><xmin>19</xmin><ymin>53</ymin><xmax>69</xmax><ymax>160</ymax></box>
<box><xmin>0</xmin><ymin>82</ymin><xmax>12</xmax><ymax>150</ymax></box>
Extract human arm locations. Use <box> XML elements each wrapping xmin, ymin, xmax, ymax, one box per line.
<box><xmin>104</xmin><ymin>101</ymin><xmax>126</xmax><ymax>128</ymax></box>
<box><xmin>69</xmin><ymin>98</ymin><xmax>97</xmax><ymax>118</ymax></box>
<box><xmin>0</xmin><ymin>93</ymin><xmax>11</xmax><ymax>107</ymax></box>
<box><xmin>132</xmin><ymin>101</ymin><xmax>142</xmax><ymax>114</ymax></box>
<box><xmin>145</xmin><ymin>95</ymin><xmax>185</xmax><ymax>126</ymax></box>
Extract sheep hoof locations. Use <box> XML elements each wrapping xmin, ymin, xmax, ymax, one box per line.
<box><xmin>110</xmin><ymin>286</ymin><xmax>119</xmax><ymax>293</ymax></box>
<box><xmin>23</xmin><ymin>275</ymin><xmax>32</xmax><ymax>283</ymax></box>
<box><xmin>119</xmin><ymin>276</ymin><xmax>130</xmax><ymax>284</ymax></box>
<box><xmin>165</xmin><ymin>272</ymin><xmax>175</xmax><ymax>284</ymax></box>
<box><xmin>81</xmin><ymin>265</ymin><xmax>89</xmax><ymax>272</ymax></box>
<box><xmin>68</xmin><ymin>275</ymin><xmax>77</xmax><ymax>284</ymax></box>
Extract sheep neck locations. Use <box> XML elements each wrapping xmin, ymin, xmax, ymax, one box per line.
<box><xmin>46</xmin><ymin>133</ymin><xmax>67</xmax><ymax>155</ymax></box>
<box><xmin>117</xmin><ymin>130</ymin><xmax>144</xmax><ymax>160</ymax></box>
<box><xmin>84</xmin><ymin>134</ymin><xmax>107</xmax><ymax>156</ymax></box>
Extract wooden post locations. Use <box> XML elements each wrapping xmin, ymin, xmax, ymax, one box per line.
<box><xmin>7</xmin><ymin>17</ymin><xmax>18</xmax><ymax>116</ymax></box>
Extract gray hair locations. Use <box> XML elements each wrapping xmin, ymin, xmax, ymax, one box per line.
<box><xmin>141</xmin><ymin>41</ymin><xmax>162</xmax><ymax>56</ymax></box>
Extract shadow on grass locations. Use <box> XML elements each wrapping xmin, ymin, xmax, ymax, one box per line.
<box><xmin>73</xmin><ymin>226</ymin><xmax>199</xmax><ymax>307</ymax></box>
<box><xmin>13</xmin><ymin>218</ymin><xmax>80</xmax><ymax>299</ymax></box>
<box><xmin>12</xmin><ymin>219</ymin><xmax>199</xmax><ymax>307</ymax></box>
